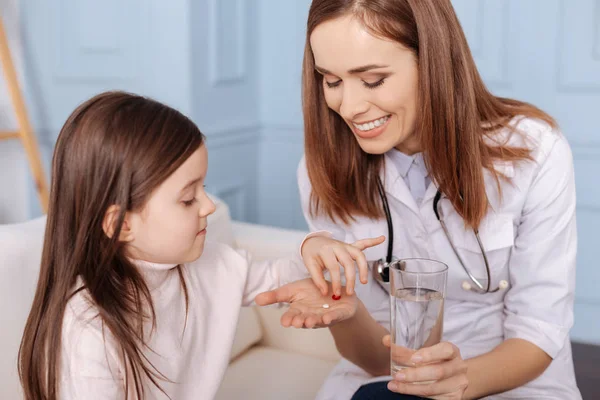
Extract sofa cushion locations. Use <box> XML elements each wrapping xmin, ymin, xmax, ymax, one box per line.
<box><xmin>215</xmin><ymin>346</ymin><xmax>337</xmax><ymax>400</ymax></box>
<box><xmin>256</xmin><ymin>306</ymin><xmax>341</xmax><ymax>362</ymax></box>
<box><xmin>230</xmin><ymin>308</ymin><xmax>263</xmax><ymax>361</ymax></box>
<box><xmin>231</xmin><ymin>221</ymin><xmax>307</xmax><ymax>261</ymax></box>
<box><xmin>0</xmin><ymin>216</ymin><xmax>46</xmax><ymax>399</ymax></box>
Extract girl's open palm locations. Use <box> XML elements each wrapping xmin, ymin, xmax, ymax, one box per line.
<box><xmin>255</xmin><ymin>278</ymin><xmax>357</xmax><ymax>329</ymax></box>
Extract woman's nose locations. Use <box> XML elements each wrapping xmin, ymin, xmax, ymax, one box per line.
<box><xmin>339</xmin><ymin>86</ymin><xmax>369</xmax><ymax>121</ymax></box>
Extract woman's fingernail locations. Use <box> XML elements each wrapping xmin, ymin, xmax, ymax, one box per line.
<box><xmin>395</xmin><ymin>373</ymin><xmax>406</xmax><ymax>381</ymax></box>
<box><xmin>388</xmin><ymin>382</ymin><xmax>397</xmax><ymax>391</ymax></box>
<box><xmin>411</xmin><ymin>354</ymin><xmax>423</xmax><ymax>363</ymax></box>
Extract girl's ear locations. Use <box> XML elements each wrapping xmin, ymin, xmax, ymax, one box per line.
<box><xmin>102</xmin><ymin>205</ymin><xmax>135</xmax><ymax>242</ymax></box>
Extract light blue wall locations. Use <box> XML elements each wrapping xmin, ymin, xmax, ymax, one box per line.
<box><xmin>20</xmin><ymin>0</ymin><xmax>196</xmax><ymax>215</ymax></box>
<box><xmin>257</xmin><ymin>0</ymin><xmax>311</xmax><ymax>229</ymax></box>
<box><xmin>189</xmin><ymin>0</ymin><xmax>261</xmax><ymax>222</ymax></box>
<box><xmin>19</xmin><ymin>0</ymin><xmax>261</xmax><ymax>222</ymax></box>
<box><xmin>256</xmin><ymin>0</ymin><xmax>600</xmax><ymax>344</ymax></box>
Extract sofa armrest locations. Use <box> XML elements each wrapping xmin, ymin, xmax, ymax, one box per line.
<box><xmin>231</xmin><ymin>221</ymin><xmax>307</xmax><ymax>261</ymax></box>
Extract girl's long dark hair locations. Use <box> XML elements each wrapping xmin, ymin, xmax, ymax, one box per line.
<box><xmin>18</xmin><ymin>91</ymin><xmax>204</xmax><ymax>399</ymax></box>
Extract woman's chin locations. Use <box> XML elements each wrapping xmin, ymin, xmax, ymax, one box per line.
<box><xmin>355</xmin><ymin>138</ymin><xmax>395</xmax><ymax>155</ymax></box>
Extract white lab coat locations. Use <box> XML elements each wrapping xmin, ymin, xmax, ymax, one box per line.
<box><xmin>298</xmin><ymin>117</ymin><xmax>582</xmax><ymax>399</ymax></box>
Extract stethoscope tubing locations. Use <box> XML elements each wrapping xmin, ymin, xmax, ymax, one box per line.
<box><xmin>376</xmin><ymin>176</ymin><xmax>498</xmax><ymax>293</ymax></box>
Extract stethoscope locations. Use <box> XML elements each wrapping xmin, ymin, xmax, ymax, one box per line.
<box><xmin>372</xmin><ymin>177</ymin><xmax>508</xmax><ymax>293</ymax></box>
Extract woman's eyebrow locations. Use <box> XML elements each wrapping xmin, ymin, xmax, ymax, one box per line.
<box><xmin>315</xmin><ymin>64</ymin><xmax>389</xmax><ymax>75</ymax></box>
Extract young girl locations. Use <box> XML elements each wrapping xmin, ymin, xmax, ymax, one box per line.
<box><xmin>17</xmin><ymin>91</ymin><xmax>383</xmax><ymax>400</ymax></box>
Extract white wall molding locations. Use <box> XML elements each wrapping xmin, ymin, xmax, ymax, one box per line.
<box><xmin>53</xmin><ymin>0</ymin><xmax>146</xmax><ymax>82</ymax></box>
<box><xmin>208</xmin><ymin>0</ymin><xmax>247</xmax><ymax>87</ymax></box>
<box><xmin>557</xmin><ymin>0</ymin><xmax>600</xmax><ymax>92</ymax></box>
<box><xmin>453</xmin><ymin>0</ymin><xmax>512</xmax><ymax>88</ymax></box>
<box><xmin>594</xmin><ymin>0</ymin><xmax>600</xmax><ymax>59</ymax></box>
<box><xmin>203</xmin><ymin>122</ymin><xmax>260</xmax><ymax>149</ymax></box>
<box><xmin>259</xmin><ymin>124</ymin><xmax>304</xmax><ymax>144</ymax></box>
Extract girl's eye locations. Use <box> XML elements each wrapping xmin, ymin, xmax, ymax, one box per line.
<box><xmin>325</xmin><ymin>79</ymin><xmax>342</xmax><ymax>88</ymax></box>
<box><xmin>182</xmin><ymin>198</ymin><xmax>197</xmax><ymax>207</ymax></box>
<box><xmin>363</xmin><ymin>78</ymin><xmax>385</xmax><ymax>89</ymax></box>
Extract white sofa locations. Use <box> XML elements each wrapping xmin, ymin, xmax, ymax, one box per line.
<box><xmin>0</xmin><ymin>197</ymin><xmax>340</xmax><ymax>400</ymax></box>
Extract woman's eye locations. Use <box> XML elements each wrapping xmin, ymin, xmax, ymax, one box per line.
<box><xmin>182</xmin><ymin>198</ymin><xmax>197</xmax><ymax>207</ymax></box>
<box><xmin>363</xmin><ymin>78</ymin><xmax>385</xmax><ymax>89</ymax></box>
<box><xmin>325</xmin><ymin>79</ymin><xmax>342</xmax><ymax>88</ymax></box>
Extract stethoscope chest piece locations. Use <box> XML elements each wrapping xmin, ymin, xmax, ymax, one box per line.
<box><xmin>372</xmin><ymin>256</ymin><xmax>399</xmax><ymax>285</ymax></box>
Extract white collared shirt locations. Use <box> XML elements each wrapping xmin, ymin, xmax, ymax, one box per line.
<box><xmin>386</xmin><ymin>149</ymin><xmax>431</xmax><ymax>205</ymax></box>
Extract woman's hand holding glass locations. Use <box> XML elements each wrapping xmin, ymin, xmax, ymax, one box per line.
<box><xmin>383</xmin><ymin>336</ymin><xmax>469</xmax><ymax>400</ymax></box>
<box><xmin>300</xmin><ymin>235</ymin><xmax>385</xmax><ymax>296</ymax></box>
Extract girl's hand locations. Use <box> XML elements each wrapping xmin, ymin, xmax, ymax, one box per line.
<box><xmin>255</xmin><ymin>278</ymin><xmax>358</xmax><ymax>328</ymax></box>
<box><xmin>301</xmin><ymin>235</ymin><xmax>385</xmax><ymax>296</ymax></box>
<box><xmin>382</xmin><ymin>335</ymin><xmax>469</xmax><ymax>400</ymax></box>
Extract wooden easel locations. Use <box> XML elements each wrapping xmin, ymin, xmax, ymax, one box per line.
<box><xmin>0</xmin><ymin>15</ymin><xmax>49</xmax><ymax>213</ymax></box>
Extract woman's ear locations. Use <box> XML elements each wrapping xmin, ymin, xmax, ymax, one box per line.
<box><xmin>102</xmin><ymin>205</ymin><xmax>135</xmax><ymax>242</ymax></box>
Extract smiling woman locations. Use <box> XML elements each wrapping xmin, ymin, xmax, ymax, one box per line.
<box><xmin>297</xmin><ymin>0</ymin><xmax>581</xmax><ymax>399</ymax></box>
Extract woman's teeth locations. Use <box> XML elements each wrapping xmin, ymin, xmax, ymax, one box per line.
<box><xmin>353</xmin><ymin>116</ymin><xmax>389</xmax><ymax>132</ymax></box>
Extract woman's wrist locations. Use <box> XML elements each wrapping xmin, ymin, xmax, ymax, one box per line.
<box><xmin>329</xmin><ymin>299</ymin><xmax>391</xmax><ymax>376</ymax></box>
<box><xmin>299</xmin><ymin>231</ymin><xmax>333</xmax><ymax>258</ymax></box>
<box><xmin>329</xmin><ymin>297</ymin><xmax>366</xmax><ymax>328</ymax></box>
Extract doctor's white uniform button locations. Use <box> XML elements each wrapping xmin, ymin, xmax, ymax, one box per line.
<box><xmin>462</xmin><ymin>281</ymin><xmax>472</xmax><ymax>291</ymax></box>
<box><xmin>499</xmin><ymin>280</ymin><xmax>509</xmax><ymax>290</ymax></box>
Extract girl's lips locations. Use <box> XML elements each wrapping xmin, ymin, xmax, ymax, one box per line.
<box><xmin>197</xmin><ymin>228</ymin><xmax>207</xmax><ymax>236</ymax></box>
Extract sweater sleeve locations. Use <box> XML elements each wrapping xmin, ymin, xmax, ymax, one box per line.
<box><xmin>240</xmin><ymin>247</ymin><xmax>311</xmax><ymax>306</ymax></box>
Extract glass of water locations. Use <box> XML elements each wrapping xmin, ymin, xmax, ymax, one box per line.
<box><xmin>389</xmin><ymin>258</ymin><xmax>448</xmax><ymax>375</ymax></box>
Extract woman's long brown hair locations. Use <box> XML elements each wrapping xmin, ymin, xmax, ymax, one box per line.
<box><xmin>303</xmin><ymin>0</ymin><xmax>557</xmax><ymax>228</ymax></box>
<box><xmin>18</xmin><ymin>91</ymin><xmax>204</xmax><ymax>399</ymax></box>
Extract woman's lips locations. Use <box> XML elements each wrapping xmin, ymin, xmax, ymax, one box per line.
<box><xmin>352</xmin><ymin>116</ymin><xmax>391</xmax><ymax>139</ymax></box>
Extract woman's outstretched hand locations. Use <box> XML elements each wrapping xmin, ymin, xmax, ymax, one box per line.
<box><xmin>255</xmin><ymin>278</ymin><xmax>358</xmax><ymax>329</ymax></box>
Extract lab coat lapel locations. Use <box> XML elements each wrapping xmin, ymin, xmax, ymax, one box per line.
<box><xmin>421</xmin><ymin>179</ymin><xmax>439</xmax><ymax>209</ymax></box>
